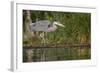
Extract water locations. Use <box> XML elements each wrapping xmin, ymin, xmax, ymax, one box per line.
<box><xmin>23</xmin><ymin>47</ymin><xmax>91</xmax><ymax>62</ymax></box>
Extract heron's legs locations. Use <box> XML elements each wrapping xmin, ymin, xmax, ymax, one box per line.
<box><xmin>40</xmin><ymin>32</ymin><xmax>45</xmax><ymax>44</ymax></box>
<box><xmin>40</xmin><ymin>32</ymin><xmax>49</xmax><ymax>44</ymax></box>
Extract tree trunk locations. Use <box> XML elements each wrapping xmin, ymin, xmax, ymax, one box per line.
<box><xmin>24</xmin><ymin>10</ymin><xmax>33</xmax><ymax>62</ymax></box>
<box><xmin>24</xmin><ymin>10</ymin><xmax>34</xmax><ymax>40</ymax></box>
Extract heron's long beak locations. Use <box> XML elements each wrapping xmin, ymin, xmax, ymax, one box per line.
<box><xmin>56</xmin><ymin>23</ymin><xmax>65</xmax><ymax>27</ymax></box>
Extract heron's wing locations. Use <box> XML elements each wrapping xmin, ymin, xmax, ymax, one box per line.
<box><xmin>35</xmin><ymin>20</ymin><xmax>51</xmax><ymax>31</ymax></box>
<box><xmin>37</xmin><ymin>20</ymin><xmax>51</xmax><ymax>26</ymax></box>
<box><xmin>30</xmin><ymin>20</ymin><xmax>51</xmax><ymax>32</ymax></box>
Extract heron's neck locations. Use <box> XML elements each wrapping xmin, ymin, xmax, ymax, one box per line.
<box><xmin>53</xmin><ymin>24</ymin><xmax>57</xmax><ymax>29</ymax></box>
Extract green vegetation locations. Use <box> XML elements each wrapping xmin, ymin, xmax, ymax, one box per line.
<box><xmin>23</xmin><ymin>10</ymin><xmax>91</xmax><ymax>62</ymax></box>
<box><xmin>23</xmin><ymin>10</ymin><xmax>91</xmax><ymax>45</ymax></box>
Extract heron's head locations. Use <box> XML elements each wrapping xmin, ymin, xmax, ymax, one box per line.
<box><xmin>53</xmin><ymin>21</ymin><xmax>65</xmax><ymax>27</ymax></box>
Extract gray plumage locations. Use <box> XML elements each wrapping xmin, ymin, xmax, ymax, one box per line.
<box><xmin>30</xmin><ymin>20</ymin><xmax>52</xmax><ymax>32</ymax></box>
<box><xmin>30</xmin><ymin>20</ymin><xmax>65</xmax><ymax>32</ymax></box>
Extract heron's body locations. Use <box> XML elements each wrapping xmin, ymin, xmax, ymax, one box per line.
<box><xmin>30</xmin><ymin>20</ymin><xmax>58</xmax><ymax>32</ymax></box>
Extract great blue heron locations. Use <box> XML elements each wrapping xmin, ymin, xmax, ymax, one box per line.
<box><xmin>30</xmin><ymin>20</ymin><xmax>65</xmax><ymax>43</ymax></box>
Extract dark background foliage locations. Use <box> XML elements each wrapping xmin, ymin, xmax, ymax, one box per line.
<box><xmin>23</xmin><ymin>10</ymin><xmax>91</xmax><ymax>45</ymax></box>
